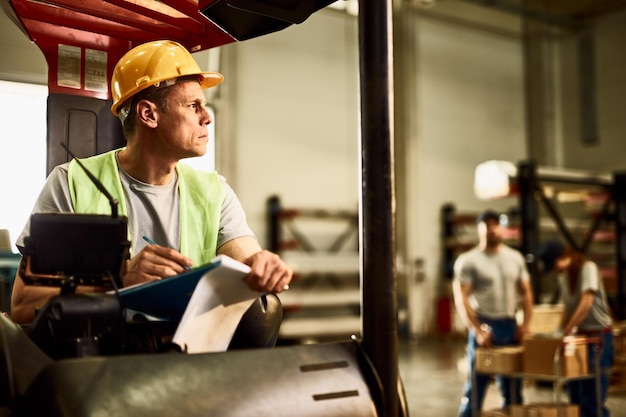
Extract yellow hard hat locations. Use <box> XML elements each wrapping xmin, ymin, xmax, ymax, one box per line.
<box><xmin>110</xmin><ymin>40</ymin><xmax>224</xmax><ymax>116</ymax></box>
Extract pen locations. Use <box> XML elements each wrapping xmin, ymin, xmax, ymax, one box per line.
<box><xmin>142</xmin><ymin>235</ymin><xmax>159</xmax><ymax>246</ymax></box>
<box><xmin>142</xmin><ymin>235</ymin><xmax>191</xmax><ymax>270</ymax></box>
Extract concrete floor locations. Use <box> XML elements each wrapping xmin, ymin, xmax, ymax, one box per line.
<box><xmin>398</xmin><ymin>335</ymin><xmax>626</xmax><ymax>417</ymax></box>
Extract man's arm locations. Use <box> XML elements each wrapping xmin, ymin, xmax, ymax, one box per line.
<box><xmin>562</xmin><ymin>290</ymin><xmax>595</xmax><ymax>335</ymax></box>
<box><xmin>561</xmin><ymin>261</ymin><xmax>602</xmax><ymax>335</ymax></box>
<box><xmin>452</xmin><ymin>278</ymin><xmax>492</xmax><ymax>347</ymax></box>
<box><xmin>217</xmin><ymin>235</ymin><xmax>262</xmax><ymax>261</ymax></box>
<box><xmin>10</xmin><ymin>262</ymin><xmax>104</xmax><ymax>324</ymax></box>
<box><xmin>218</xmin><ymin>236</ymin><xmax>292</xmax><ymax>294</ymax></box>
<box><xmin>10</xmin><ymin>268</ymin><xmax>58</xmax><ymax>324</ymax></box>
<box><xmin>516</xmin><ymin>279</ymin><xmax>534</xmax><ymax>341</ymax></box>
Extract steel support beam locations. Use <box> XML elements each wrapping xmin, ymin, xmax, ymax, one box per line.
<box><xmin>358</xmin><ymin>0</ymin><xmax>398</xmax><ymax>416</ymax></box>
<box><xmin>614</xmin><ymin>172</ymin><xmax>626</xmax><ymax>320</ymax></box>
<box><xmin>518</xmin><ymin>161</ymin><xmax>541</xmax><ymax>303</ymax></box>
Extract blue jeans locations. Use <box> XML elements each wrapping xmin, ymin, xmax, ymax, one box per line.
<box><xmin>458</xmin><ymin>317</ymin><xmax>522</xmax><ymax>417</ymax></box>
<box><xmin>566</xmin><ymin>331</ymin><xmax>614</xmax><ymax>417</ymax></box>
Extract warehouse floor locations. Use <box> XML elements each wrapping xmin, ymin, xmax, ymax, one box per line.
<box><xmin>398</xmin><ymin>335</ymin><xmax>626</xmax><ymax>417</ymax></box>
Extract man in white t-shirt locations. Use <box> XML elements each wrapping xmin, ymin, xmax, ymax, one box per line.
<box><xmin>453</xmin><ymin>210</ymin><xmax>534</xmax><ymax>417</ymax></box>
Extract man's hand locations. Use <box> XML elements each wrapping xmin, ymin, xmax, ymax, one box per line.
<box><xmin>243</xmin><ymin>250</ymin><xmax>292</xmax><ymax>294</ymax></box>
<box><xmin>122</xmin><ymin>245</ymin><xmax>193</xmax><ymax>287</ymax></box>
<box><xmin>476</xmin><ymin>324</ymin><xmax>493</xmax><ymax>347</ymax></box>
<box><xmin>515</xmin><ymin>324</ymin><xmax>530</xmax><ymax>342</ymax></box>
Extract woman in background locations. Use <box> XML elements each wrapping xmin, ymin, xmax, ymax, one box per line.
<box><xmin>538</xmin><ymin>239</ymin><xmax>614</xmax><ymax>417</ymax></box>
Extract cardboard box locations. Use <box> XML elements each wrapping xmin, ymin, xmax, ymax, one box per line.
<box><xmin>510</xmin><ymin>405</ymin><xmax>525</xmax><ymax>417</ymax></box>
<box><xmin>476</xmin><ymin>346</ymin><xmax>524</xmax><ymax>373</ymax></box>
<box><xmin>481</xmin><ymin>408</ymin><xmax>510</xmax><ymax>417</ymax></box>
<box><xmin>528</xmin><ymin>304</ymin><xmax>564</xmax><ymax>335</ymax></box>
<box><xmin>510</xmin><ymin>403</ymin><xmax>579</xmax><ymax>417</ymax></box>
<box><xmin>523</xmin><ymin>336</ymin><xmax>588</xmax><ymax>377</ymax></box>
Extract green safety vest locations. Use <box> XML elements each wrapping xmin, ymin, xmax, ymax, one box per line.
<box><xmin>67</xmin><ymin>149</ymin><xmax>224</xmax><ymax>265</ymax></box>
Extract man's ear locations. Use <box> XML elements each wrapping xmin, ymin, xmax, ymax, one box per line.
<box><xmin>136</xmin><ymin>100</ymin><xmax>159</xmax><ymax>128</ymax></box>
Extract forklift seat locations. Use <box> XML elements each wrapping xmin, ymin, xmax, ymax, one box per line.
<box><xmin>0</xmin><ymin>314</ymin><xmax>53</xmax><ymax>414</ymax></box>
<box><xmin>228</xmin><ymin>293</ymin><xmax>283</xmax><ymax>350</ymax></box>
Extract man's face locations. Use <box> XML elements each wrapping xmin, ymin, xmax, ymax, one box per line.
<box><xmin>478</xmin><ymin>218</ymin><xmax>502</xmax><ymax>247</ymax></box>
<box><xmin>155</xmin><ymin>81</ymin><xmax>212</xmax><ymax>159</ymax></box>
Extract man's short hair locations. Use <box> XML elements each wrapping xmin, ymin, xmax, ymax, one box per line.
<box><xmin>476</xmin><ymin>210</ymin><xmax>500</xmax><ymax>225</ymax></box>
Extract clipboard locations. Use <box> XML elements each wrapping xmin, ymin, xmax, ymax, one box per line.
<box><xmin>115</xmin><ymin>255</ymin><xmax>240</xmax><ymax>321</ymax></box>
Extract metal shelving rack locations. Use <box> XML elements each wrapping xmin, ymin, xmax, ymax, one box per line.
<box><xmin>515</xmin><ymin>161</ymin><xmax>625</xmax><ymax>320</ymax></box>
<box><xmin>266</xmin><ymin>195</ymin><xmax>361</xmax><ymax>342</ymax></box>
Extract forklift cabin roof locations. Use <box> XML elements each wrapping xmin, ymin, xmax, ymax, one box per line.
<box><xmin>1</xmin><ymin>0</ymin><xmax>336</xmax><ymax>99</ymax></box>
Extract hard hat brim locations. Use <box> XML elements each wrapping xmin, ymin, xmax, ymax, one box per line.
<box><xmin>199</xmin><ymin>72</ymin><xmax>224</xmax><ymax>90</ymax></box>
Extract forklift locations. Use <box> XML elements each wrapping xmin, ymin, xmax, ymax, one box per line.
<box><xmin>0</xmin><ymin>1</ymin><xmax>404</xmax><ymax>416</ymax></box>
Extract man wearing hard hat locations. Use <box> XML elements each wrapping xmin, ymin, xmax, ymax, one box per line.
<box><xmin>11</xmin><ymin>41</ymin><xmax>292</xmax><ymax>339</ymax></box>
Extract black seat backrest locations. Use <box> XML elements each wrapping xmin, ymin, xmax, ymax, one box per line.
<box><xmin>228</xmin><ymin>293</ymin><xmax>283</xmax><ymax>350</ymax></box>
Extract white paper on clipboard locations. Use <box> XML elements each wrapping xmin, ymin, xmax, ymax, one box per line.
<box><xmin>171</xmin><ymin>255</ymin><xmax>259</xmax><ymax>354</ymax></box>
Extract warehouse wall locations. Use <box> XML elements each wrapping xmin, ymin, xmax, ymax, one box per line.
<box><xmin>558</xmin><ymin>9</ymin><xmax>626</xmax><ymax>173</ymax></box>
<box><xmin>402</xmin><ymin>7</ymin><xmax>527</xmax><ymax>335</ymax></box>
<box><xmin>216</xmin><ymin>10</ymin><xmax>360</xmax><ymax>241</ymax></box>
<box><xmin>214</xmin><ymin>6</ymin><xmax>528</xmax><ymax>336</ymax></box>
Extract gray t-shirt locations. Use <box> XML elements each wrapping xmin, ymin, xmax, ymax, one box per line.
<box><xmin>16</xmin><ymin>158</ymin><xmax>255</xmax><ymax>257</ymax></box>
<box><xmin>557</xmin><ymin>261</ymin><xmax>612</xmax><ymax>331</ymax></box>
<box><xmin>454</xmin><ymin>245</ymin><xmax>530</xmax><ymax>319</ymax></box>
